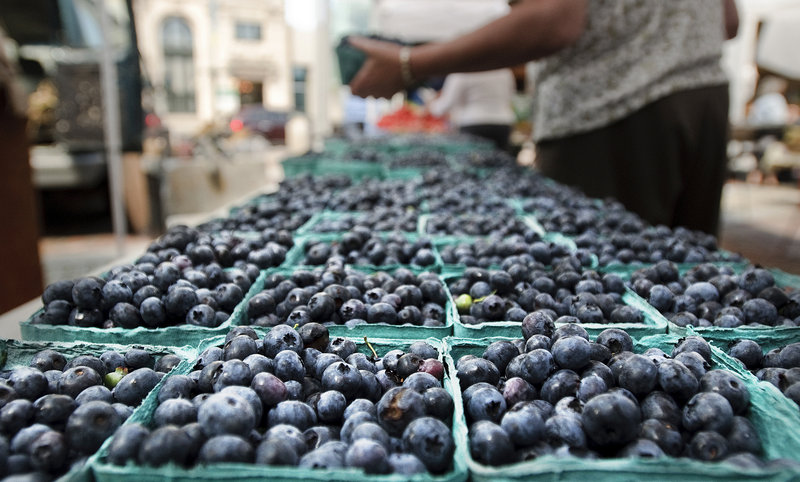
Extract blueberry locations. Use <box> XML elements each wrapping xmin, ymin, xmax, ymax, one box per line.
<box><xmin>321</xmin><ymin>362</ymin><xmax>362</xmax><ymax>402</ymax></box>
<box><xmin>482</xmin><ymin>341</ymin><xmax>520</xmax><ymax>375</ymax></box>
<box><xmin>618</xmin><ymin>438</ymin><xmax>665</xmax><ymax>458</ymax></box>
<box><xmin>7</xmin><ymin>367</ymin><xmax>47</xmax><ymax>402</ymax></box>
<box><xmin>138</xmin><ymin>425</ymin><xmax>192</xmax><ymax>466</ymax></box>
<box><xmin>699</xmin><ymin>370</ymin><xmax>750</xmax><ymax>415</ymax></box>
<box><xmin>68</xmin><ymin>307</ymin><xmax>104</xmax><ymax>327</ymax></box>
<box><xmin>687</xmin><ymin>430</ymin><xmax>728</xmax><ymax>461</ymax></box>
<box><xmin>466</xmin><ymin>386</ymin><xmax>507</xmax><ymax>423</ymax></box>
<box><xmin>402</xmin><ymin>416</ymin><xmax>454</xmax><ymax>473</ymax></box>
<box><xmin>315</xmin><ymin>390</ymin><xmax>347</xmax><ymax>424</ymax></box>
<box><xmin>124</xmin><ymin>349</ymin><xmax>154</xmax><ymax>371</ymax></box>
<box><xmin>42</xmin><ymin>279</ymin><xmax>74</xmax><ymax>305</ymax></box>
<box><xmin>213</xmin><ymin>360</ymin><xmax>253</xmax><ymax>391</ymax></box>
<box><xmin>264</xmin><ymin>423</ymin><xmax>307</xmax><ymax>457</ymax></box>
<box><xmin>327</xmin><ymin>337</ymin><xmax>357</xmax><ymax>360</ymax></box>
<box><xmin>506</xmin><ymin>349</ymin><xmax>554</xmax><ymax>386</ymax></box>
<box><xmin>727</xmin><ymin>415</ymin><xmax>762</xmax><ymax>454</ymax></box>
<box><xmin>682</xmin><ymin>392</ymin><xmax>734</xmax><ymax>433</ymax></box>
<box><xmin>500</xmin><ymin>401</ymin><xmax>545</xmax><ymax>447</ymax></box>
<box><xmin>726</xmin><ymin>340</ymin><xmax>762</xmax><ymax>370</ymax></box>
<box><xmin>58</xmin><ymin>366</ymin><xmax>102</xmax><ymax>399</ymax></box>
<box><xmin>32</xmin><ymin>394</ymin><xmax>76</xmax><ymax>426</ymax></box>
<box><xmin>113</xmin><ymin>368</ymin><xmax>159</xmax><ymax>406</ymax></box>
<box><xmin>267</xmin><ymin>400</ymin><xmax>317</xmax><ymax>431</ymax></box>
<box><xmin>71</xmin><ymin>277</ymin><xmax>104</xmax><ymax>310</ymax></box>
<box><xmin>457</xmin><ymin>356</ymin><xmax>502</xmax><ymax>388</ymax></box>
<box><xmin>139</xmin><ymin>297</ymin><xmax>167</xmax><ymax>327</ymax></box>
<box><xmin>540</xmin><ymin>369</ymin><xmax>581</xmax><ymax>405</ymax></box>
<box><xmin>545</xmin><ymin>413</ymin><xmax>587</xmax><ymax>449</ymax></box>
<box><xmin>656</xmin><ymin>359</ymin><xmax>699</xmax><ymax>404</ymax></box>
<box><xmin>214</xmin><ymin>283</ymin><xmax>245</xmax><ymax>313</ymax></box>
<box><xmin>551</xmin><ymin>336</ymin><xmax>592</xmax><ymax>371</ymax></box>
<box><xmin>521</xmin><ymin>311</ymin><xmax>556</xmax><ymax>340</ymax></box>
<box><xmin>263</xmin><ymin>325</ymin><xmax>303</xmax><ymax>358</ymax></box>
<box><xmin>25</xmin><ymin>429</ymin><xmax>67</xmax><ymax>472</ymax></box>
<box><xmin>387</xmin><ymin>452</ymin><xmax>427</xmax><ymax>475</ymax></box>
<box><xmin>65</xmin><ymin>400</ymin><xmax>123</xmax><ymax>455</ymax></box>
<box><xmin>155</xmin><ymin>354</ymin><xmax>182</xmax><ymax>374</ymax></box>
<box><xmin>595</xmin><ymin>328</ymin><xmax>633</xmax><ymax>355</ymax></box>
<box><xmin>671</xmin><ymin>336</ymin><xmax>712</xmax><ymax>364</ymax></box>
<box><xmin>638</xmin><ymin>418</ymin><xmax>683</xmax><ymax>456</ymax></box>
<box><xmin>674</xmin><ymin>351</ymin><xmax>709</xmax><ymax>380</ymax></box>
<box><xmin>153</xmin><ymin>398</ymin><xmax>197</xmax><ymax>427</ymax></box>
<box><xmin>469</xmin><ymin>420</ymin><xmax>516</xmax><ymax>466</ymax></box>
<box><xmin>376</xmin><ymin>387</ymin><xmax>425</xmax><ymax>437</ymax></box>
<box><xmin>75</xmin><ymin>385</ymin><xmax>114</xmax><ymax>405</ymax></box>
<box><xmin>298</xmin><ymin>440</ymin><xmax>346</xmax><ymax>469</ymax></box>
<box><xmin>106</xmin><ymin>422</ymin><xmax>149</xmax><ymax>466</ymax></box>
<box><xmin>742</xmin><ymin>298</ymin><xmax>778</xmax><ymax>326</ymax></box>
<box><xmin>525</xmin><ymin>335</ymin><xmax>552</xmax><ymax>352</ymax></box>
<box><xmin>198</xmin><ymin>434</ymin><xmax>254</xmax><ymax>464</ymax></box>
<box><xmin>577</xmin><ymin>374</ymin><xmax>608</xmax><ymax>403</ymax></box>
<box><xmin>255</xmin><ymin>437</ymin><xmax>299</xmax><ymax>466</ymax></box>
<box><xmin>582</xmin><ymin>391</ymin><xmax>641</xmax><ymax>447</ymax></box>
<box><xmin>739</xmin><ymin>268</ymin><xmax>775</xmax><ymax>295</ymax></box>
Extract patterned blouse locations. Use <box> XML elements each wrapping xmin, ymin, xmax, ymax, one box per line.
<box><xmin>529</xmin><ymin>0</ymin><xmax>728</xmax><ymax>142</ymax></box>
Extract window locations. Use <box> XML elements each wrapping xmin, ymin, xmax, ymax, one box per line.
<box><xmin>162</xmin><ymin>16</ymin><xmax>195</xmax><ymax>112</ymax></box>
<box><xmin>235</xmin><ymin>21</ymin><xmax>262</xmax><ymax>41</ymax></box>
<box><xmin>293</xmin><ymin>66</ymin><xmax>307</xmax><ymax>113</ymax></box>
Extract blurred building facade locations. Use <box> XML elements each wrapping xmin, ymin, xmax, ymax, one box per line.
<box><xmin>132</xmin><ymin>0</ymin><xmax>292</xmax><ymax>139</ymax></box>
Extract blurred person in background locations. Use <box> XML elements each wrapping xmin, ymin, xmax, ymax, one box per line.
<box><xmin>349</xmin><ymin>0</ymin><xmax>739</xmax><ymax>236</ymax></box>
<box><xmin>0</xmin><ymin>35</ymin><xmax>44</xmax><ymax>312</ymax></box>
<box><xmin>427</xmin><ymin>69</ymin><xmax>516</xmax><ymax>151</ymax></box>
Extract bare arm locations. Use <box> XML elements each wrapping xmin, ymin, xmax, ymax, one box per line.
<box><xmin>349</xmin><ymin>0</ymin><xmax>587</xmax><ymax>98</ymax></box>
<box><xmin>723</xmin><ymin>0</ymin><xmax>739</xmax><ymax>40</ymax></box>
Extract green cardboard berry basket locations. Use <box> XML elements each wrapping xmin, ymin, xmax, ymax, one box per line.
<box><xmin>446</xmin><ymin>271</ymin><xmax>667</xmax><ymax>339</ymax></box>
<box><xmin>88</xmin><ymin>336</ymin><xmax>468</xmax><ymax>482</ymax></box>
<box><xmin>234</xmin><ymin>267</ymin><xmax>454</xmax><ymax>340</ymax></box>
<box><xmin>417</xmin><ymin>214</ymin><xmax>544</xmax><ymax>240</ymax></box>
<box><xmin>610</xmin><ymin>265</ymin><xmax>800</xmax><ymax>338</ymax></box>
<box><xmin>18</xmin><ymin>269</ymin><xmax>267</xmax><ymax>349</ymax></box>
<box><xmin>282</xmin><ymin>233</ymin><xmax>444</xmax><ymax>274</ymax></box>
<box><xmin>294</xmin><ymin>210</ymin><xmax>420</xmax><ymax>237</ymax></box>
<box><xmin>444</xmin><ymin>334</ymin><xmax>800</xmax><ymax>481</ymax></box>
<box><xmin>0</xmin><ymin>338</ymin><xmax>194</xmax><ymax>482</ymax></box>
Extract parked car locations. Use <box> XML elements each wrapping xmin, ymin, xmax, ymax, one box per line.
<box><xmin>229</xmin><ymin>105</ymin><xmax>288</xmax><ymax>144</ymax></box>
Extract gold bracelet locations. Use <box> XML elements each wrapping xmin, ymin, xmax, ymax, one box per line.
<box><xmin>399</xmin><ymin>46</ymin><xmax>416</xmax><ymax>87</ymax></box>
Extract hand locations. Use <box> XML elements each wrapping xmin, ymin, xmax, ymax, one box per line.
<box><xmin>348</xmin><ymin>36</ymin><xmax>407</xmax><ymax>99</ymax></box>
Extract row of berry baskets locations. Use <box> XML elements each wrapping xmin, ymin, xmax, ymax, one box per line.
<box><xmin>6</xmin><ymin>134</ymin><xmax>800</xmax><ymax>480</ymax></box>
<box><xmin>5</xmin><ymin>326</ymin><xmax>800</xmax><ymax>482</ymax></box>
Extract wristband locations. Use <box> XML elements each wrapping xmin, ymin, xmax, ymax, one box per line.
<box><xmin>399</xmin><ymin>46</ymin><xmax>416</xmax><ymax>87</ymax></box>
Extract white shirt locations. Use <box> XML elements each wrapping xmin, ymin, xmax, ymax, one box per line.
<box><xmin>428</xmin><ymin>70</ymin><xmax>516</xmax><ymax>127</ymax></box>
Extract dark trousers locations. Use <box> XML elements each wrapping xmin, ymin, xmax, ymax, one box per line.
<box><xmin>460</xmin><ymin>124</ymin><xmax>511</xmax><ymax>152</ymax></box>
<box><xmin>536</xmin><ymin>84</ymin><xmax>730</xmax><ymax>235</ymax></box>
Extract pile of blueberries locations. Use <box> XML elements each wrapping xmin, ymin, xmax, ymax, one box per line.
<box><xmin>0</xmin><ymin>347</ymin><xmax>181</xmax><ymax>479</ymax></box>
<box><xmin>244</xmin><ymin>263</ymin><xmax>449</xmax><ymax>329</ymax></box>
<box><xmin>448</xmin><ymin>264</ymin><xmax>643</xmax><ymax>326</ymax></box>
<box><xmin>30</xmin><ymin>226</ymin><xmax>278</xmax><ymax>330</ymax></box>
<box><xmin>326</xmin><ymin>178</ymin><xmax>421</xmax><ymax>213</ymax></box>
<box><xmin>438</xmin><ymin>234</ymin><xmax>591</xmax><ymax>270</ymax></box>
<box><xmin>303</xmin><ymin>208</ymin><xmax>420</xmax><ymax>234</ymax></box>
<box><xmin>457</xmin><ymin>327</ymin><xmax>773</xmax><ymax>468</ymax></box>
<box><xmin>630</xmin><ymin>262</ymin><xmax>800</xmax><ymax>328</ymax></box>
<box><xmin>300</xmin><ymin>231</ymin><xmax>437</xmax><ymax>268</ymax></box>
<box><xmin>197</xmin><ymin>174</ymin><xmax>351</xmax><ymax>233</ymax></box>
<box><xmin>725</xmin><ymin>339</ymin><xmax>800</xmax><ymax>407</ymax></box>
<box><xmin>105</xmin><ymin>325</ymin><xmax>455</xmax><ymax>475</ymax></box>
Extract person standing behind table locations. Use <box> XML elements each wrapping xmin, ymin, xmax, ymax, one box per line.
<box><xmin>348</xmin><ymin>0</ymin><xmax>739</xmax><ymax>236</ymax></box>
<box><xmin>427</xmin><ymin>69</ymin><xmax>516</xmax><ymax>152</ymax></box>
